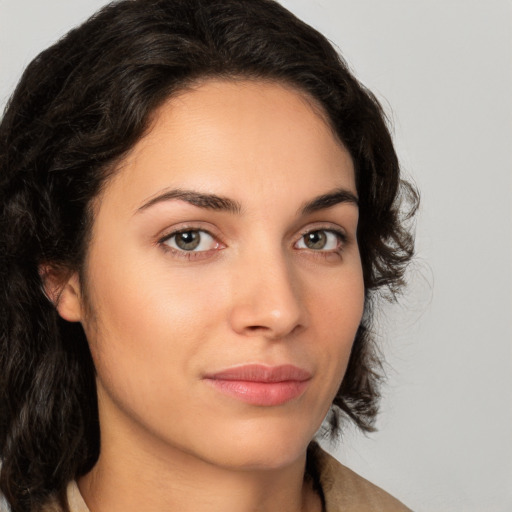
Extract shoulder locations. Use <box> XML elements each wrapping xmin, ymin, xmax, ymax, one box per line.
<box><xmin>312</xmin><ymin>444</ymin><xmax>412</xmax><ymax>512</ymax></box>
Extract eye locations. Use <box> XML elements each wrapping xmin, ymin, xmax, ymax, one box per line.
<box><xmin>295</xmin><ymin>229</ymin><xmax>344</xmax><ymax>251</ymax></box>
<box><xmin>162</xmin><ymin>229</ymin><xmax>220</xmax><ymax>252</ymax></box>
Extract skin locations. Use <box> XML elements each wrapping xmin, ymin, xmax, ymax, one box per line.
<box><xmin>56</xmin><ymin>79</ymin><xmax>364</xmax><ymax>512</ymax></box>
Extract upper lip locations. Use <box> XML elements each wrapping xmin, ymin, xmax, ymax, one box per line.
<box><xmin>205</xmin><ymin>364</ymin><xmax>312</xmax><ymax>383</ymax></box>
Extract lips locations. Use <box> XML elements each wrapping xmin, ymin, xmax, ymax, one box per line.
<box><xmin>204</xmin><ymin>364</ymin><xmax>311</xmax><ymax>406</ymax></box>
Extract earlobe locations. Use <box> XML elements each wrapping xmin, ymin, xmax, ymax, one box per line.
<box><xmin>40</xmin><ymin>266</ymin><xmax>83</xmax><ymax>322</ymax></box>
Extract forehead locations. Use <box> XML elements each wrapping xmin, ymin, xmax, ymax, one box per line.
<box><xmin>97</xmin><ymin>78</ymin><xmax>355</xmax><ymax>214</ymax></box>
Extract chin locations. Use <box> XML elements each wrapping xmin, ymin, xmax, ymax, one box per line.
<box><xmin>191</xmin><ymin>417</ymin><xmax>317</xmax><ymax>471</ymax></box>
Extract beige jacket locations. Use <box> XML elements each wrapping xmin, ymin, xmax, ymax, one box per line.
<box><xmin>316</xmin><ymin>448</ymin><xmax>411</xmax><ymax>511</ymax></box>
<box><xmin>34</xmin><ymin>446</ymin><xmax>411</xmax><ymax>512</ymax></box>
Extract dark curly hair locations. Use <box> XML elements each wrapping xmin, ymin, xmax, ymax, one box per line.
<box><xmin>0</xmin><ymin>0</ymin><xmax>418</xmax><ymax>510</ymax></box>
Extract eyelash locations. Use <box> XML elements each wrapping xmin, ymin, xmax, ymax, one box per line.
<box><xmin>158</xmin><ymin>226</ymin><xmax>347</xmax><ymax>261</ymax></box>
<box><xmin>158</xmin><ymin>227</ymin><xmax>223</xmax><ymax>261</ymax></box>
<box><xmin>297</xmin><ymin>227</ymin><xmax>347</xmax><ymax>257</ymax></box>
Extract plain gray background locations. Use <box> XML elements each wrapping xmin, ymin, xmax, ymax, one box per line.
<box><xmin>1</xmin><ymin>1</ymin><xmax>511</xmax><ymax>511</ymax></box>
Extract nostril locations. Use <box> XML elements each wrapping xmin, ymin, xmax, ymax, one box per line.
<box><xmin>243</xmin><ymin>322</ymin><xmax>303</xmax><ymax>338</ymax></box>
<box><xmin>246</xmin><ymin>325</ymin><xmax>267</xmax><ymax>332</ymax></box>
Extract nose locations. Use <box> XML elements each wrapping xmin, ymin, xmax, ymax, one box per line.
<box><xmin>228</xmin><ymin>248</ymin><xmax>306</xmax><ymax>340</ymax></box>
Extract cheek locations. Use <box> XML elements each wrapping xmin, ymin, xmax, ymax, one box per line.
<box><xmin>309</xmin><ymin>257</ymin><xmax>365</xmax><ymax>333</ymax></box>
<box><xmin>303</xmin><ymin>260</ymin><xmax>365</xmax><ymax>377</ymax></box>
<box><xmin>81</xmin><ymin>241</ymin><xmax>249</xmax><ymax>406</ymax></box>
<box><xmin>80</xmin><ymin>260</ymin><xmax>224</xmax><ymax>443</ymax></box>
<box><xmin>80</xmin><ymin>246</ymin><xmax>215</xmax><ymax>397</ymax></box>
<box><xmin>85</xmin><ymin>238</ymin><xmax>221</xmax><ymax>338</ymax></box>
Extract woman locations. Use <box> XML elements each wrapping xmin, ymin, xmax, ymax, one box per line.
<box><xmin>0</xmin><ymin>0</ymin><xmax>417</xmax><ymax>510</ymax></box>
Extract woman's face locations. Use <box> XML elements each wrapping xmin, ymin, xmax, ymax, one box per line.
<box><xmin>70</xmin><ymin>79</ymin><xmax>364</xmax><ymax>471</ymax></box>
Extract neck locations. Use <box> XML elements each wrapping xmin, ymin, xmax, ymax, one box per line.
<box><xmin>79</xmin><ymin>444</ymin><xmax>320</xmax><ymax>512</ymax></box>
<box><xmin>78</xmin><ymin>405</ymin><xmax>321</xmax><ymax>512</ymax></box>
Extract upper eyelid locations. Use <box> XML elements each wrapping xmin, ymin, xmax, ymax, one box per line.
<box><xmin>162</xmin><ymin>228</ymin><xmax>214</xmax><ymax>240</ymax></box>
<box><xmin>298</xmin><ymin>223</ymin><xmax>348</xmax><ymax>239</ymax></box>
<box><xmin>299</xmin><ymin>225</ymin><xmax>345</xmax><ymax>235</ymax></box>
<box><xmin>157</xmin><ymin>225</ymin><xmax>219</xmax><ymax>244</ymax></box>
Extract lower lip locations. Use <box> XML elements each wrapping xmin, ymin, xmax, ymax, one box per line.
<box><xmin>205</xmin><ymin>379</ymin><xmax>309</xmax><ymax>406</ymax></box>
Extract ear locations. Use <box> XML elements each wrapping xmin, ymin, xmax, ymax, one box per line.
<box><xmin>39</xmin><ymin>265</ymin><xmax>83</xmax><ymax>322</ymax></box>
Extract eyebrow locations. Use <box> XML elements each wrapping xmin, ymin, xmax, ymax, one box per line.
<box><xmin>136</xmin><ymin>189</ymin><xmax>243</xmax><ymax>215</ymax></box>
<box><xmin>299</xmin><ymin>188</ymin><xmax>359</xmax><ymax>215</ymax></box>
<box><xmin>136</xmin><ymin>187</ymin><xmax>358</xmax><ymax>216</ymax></box>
